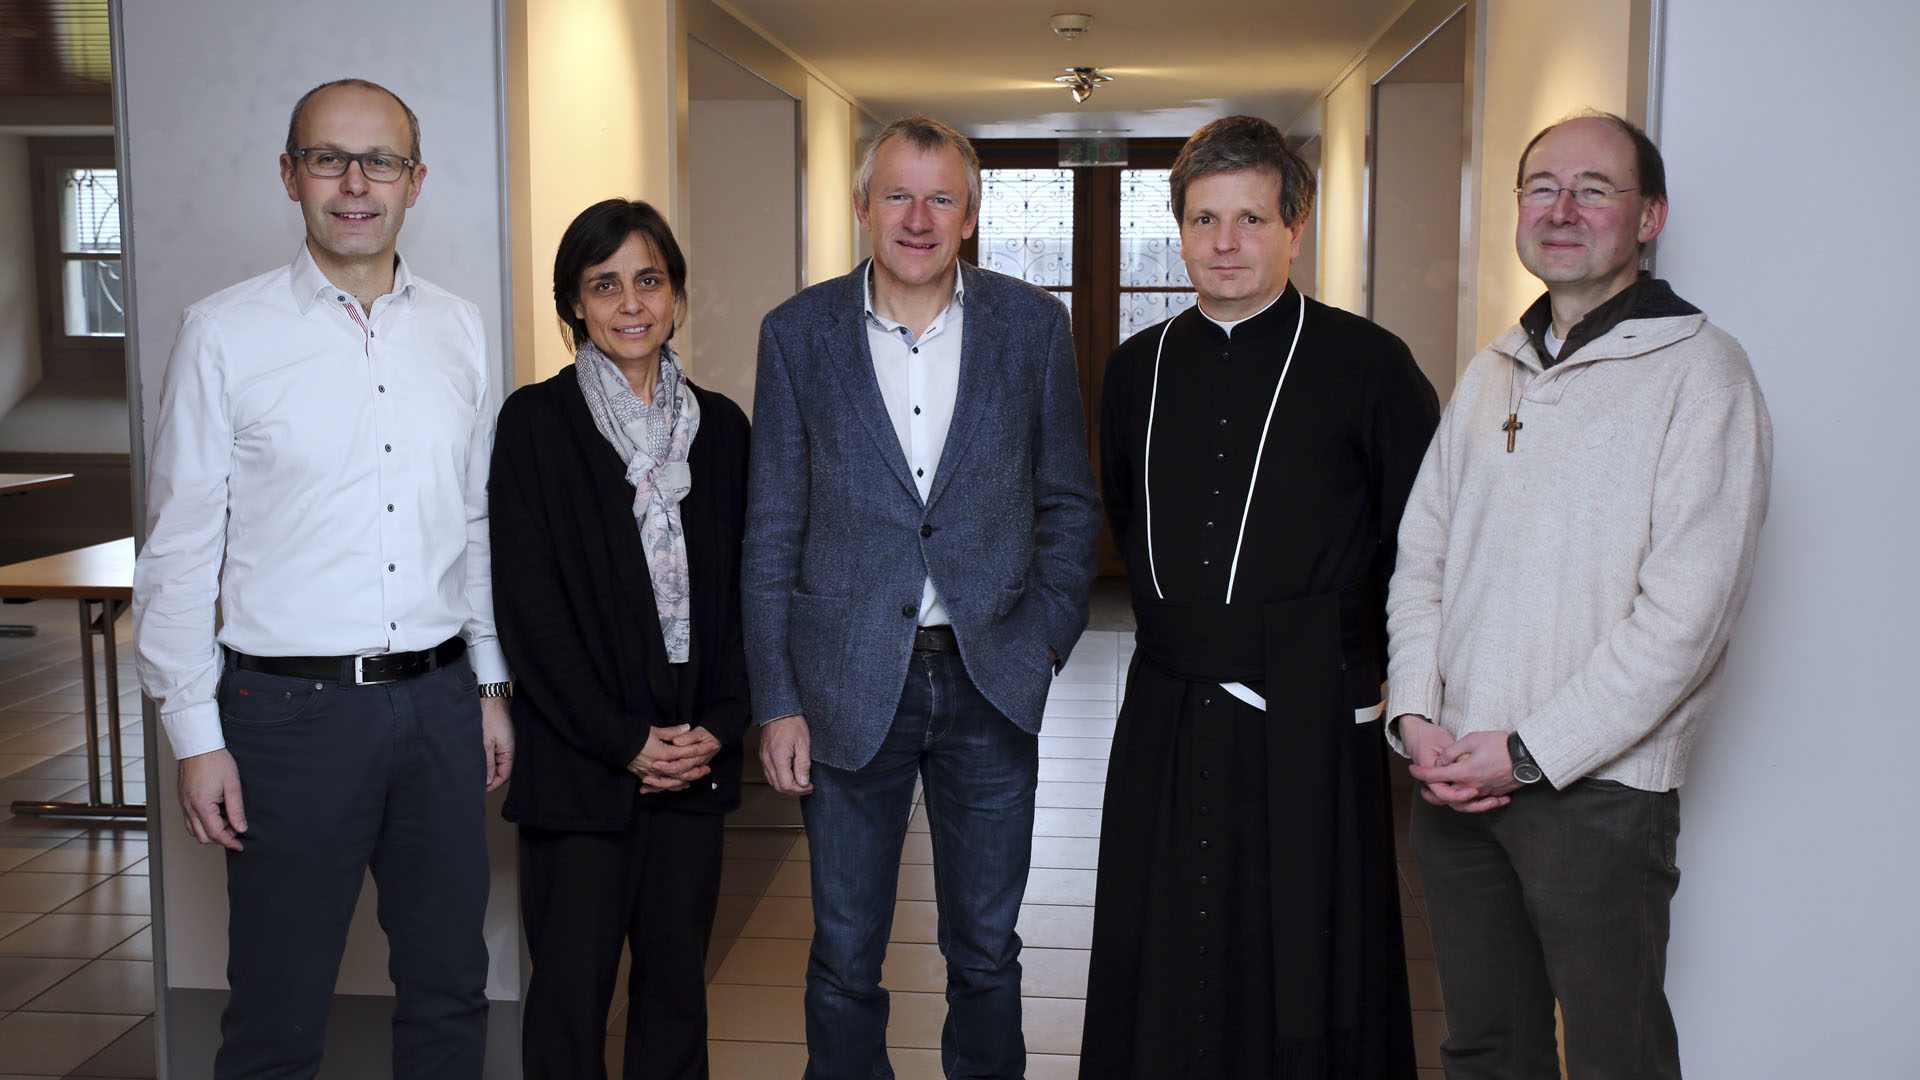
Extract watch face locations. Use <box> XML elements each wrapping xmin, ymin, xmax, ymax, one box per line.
<box><xmin>1514</xmin><ymin>761</ymin><xmax>1543</xmax><ymax>784</ymax></box>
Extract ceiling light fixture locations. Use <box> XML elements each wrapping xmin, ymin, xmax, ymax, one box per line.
<box><xmin>1055</xmin><ymin>66</ymin><xmax>1112</xmax><ymax>104</ymax></box>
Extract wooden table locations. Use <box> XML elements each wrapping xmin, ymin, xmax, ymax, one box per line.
<box><xmin>0</xmin><ymin>473</ymin><xmax>78</xmax><ymax>638</ymax></box>
<box><xmin>0</xmin><ymin>537</ymin><xmax>143</xmax><ymax>819</ymax></box>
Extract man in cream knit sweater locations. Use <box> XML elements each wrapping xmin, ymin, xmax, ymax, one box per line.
<box><xmin>1384</xmin><ymin>113</ymin><xmax>1771</xmax><ymax>1078</ymax></box>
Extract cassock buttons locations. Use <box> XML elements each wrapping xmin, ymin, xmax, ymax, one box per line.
<box><xmin>1217</xmin><ymin>417</ymin><xmax>1227</xmax><ymax>426</ymax></box>
<box><xmin>1199</xmin><ymin>804</ymin><xmax>1211</xmax><ymax>816</ymax></box>
<box><xmin>1199</xmin><ymin>875</ymin><xmax>1209</xmax><ymax>886</ymax></box>
<box><xmin>1198</xmin><ymin>979</ymin><xmax>1208</xmax><ymax>990</ymax></box>
<box><xmin>1214</xmin><ymin>452</ymin><xmax>1225</xmax><ymax>461</ymax></box>
<box><xmin>1198</xmin><ymin>910</ymin><xmax>1209</xmax><ymax>921</ymax></box>
<box><xmin>1204</xmin><ymin>520</ymin><xmax>1215</xmax><ymax>530</ymax></box>
<box><xmin>1198</xmin><ymin>840</ymin><xmax>1210</xmax><ymax>850</ymax></box>
<box><xmin>1202</xmin><ymin>696</ymin><xmax>1212</xmax><ymax>707</ymax></box>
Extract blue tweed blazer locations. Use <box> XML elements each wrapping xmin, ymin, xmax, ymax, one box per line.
<box><xmin>742</xmin><ymin>260</ymin><xmax>1101</xmax><ymax>771</ymax></box>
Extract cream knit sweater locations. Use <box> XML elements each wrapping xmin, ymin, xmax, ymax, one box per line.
<box><xmin>1384</xmin><ymin>309</ymin><xmax>1772</xmax><ymax>791</ymax></box>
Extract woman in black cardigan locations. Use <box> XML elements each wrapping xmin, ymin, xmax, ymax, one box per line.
<box><xmin>490</xmin><ymin>199</ymin><xmax>749</xmax><ymax>1080</ymax></box>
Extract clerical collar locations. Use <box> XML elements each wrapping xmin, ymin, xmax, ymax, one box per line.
<box><xmin>1198</xmin><ymin>284</ymin><xmax>1291</xmax><ymax>339</ymax></box>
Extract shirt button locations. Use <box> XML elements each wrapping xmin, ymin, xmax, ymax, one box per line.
<box><xmin>384</xmin><ymin>443</ymin><xmax>392</xmax><ymax>452</ymax></box>
<box><xmin>387</xmin><ymin>563</ymin><xmax>395</xmax><ymax>572</ymax></box>
<box><xmin>387</xmin><ymin>504</ymin><xmax>394</xmax><ymax>512</ymax></box>
<box><xmin>913</xmin><ymin>406</ymin><xmax>921</xmax><ymax>415</ymax></box>
<box><xmin>912</xmin><ymin>346</ymin><xmax>919</xmax><ymax>354</ymax></box>
<box><xmin>917</xmin><ymin>468</ymin><xmax>925</xmax><ymax>477</ymax></box>
<box><xmin>337</xmin><ymin>294</ymin><xmax>346</xmax><ymax>302</ymax></box>
<box><xmin>389</xmin><ymin>621</ymin><xmax>397</xmax><ymax>630</ymax></box>
<box><xmin>920</xmin><ymin>524</ymin><xmax>933</xmax><ymax>538</ymax></box>
<box><xmin>902</xmin><ymin>604</ymin><xmax>917</xmax><ymax>617</ymax></box>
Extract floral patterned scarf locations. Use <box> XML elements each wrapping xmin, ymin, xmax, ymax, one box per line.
<box><xmin>575</xmin><ymin>340</ymin><xmax>701</xmax><ymax>663</ymax></box>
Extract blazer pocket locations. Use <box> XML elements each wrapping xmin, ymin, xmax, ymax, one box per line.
<box><xmin>788</xmin><ymin>591</ymin><xmax>853</xmax><ymax>720</ymax></box>
<box><xmin>994</xmin><ymin>581</ymin><xmax>1028</xmax><ymax>619</ymax></box>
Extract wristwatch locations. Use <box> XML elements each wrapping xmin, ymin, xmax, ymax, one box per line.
<box><xmin>1507</xmin><ymin>731</ymin><xmax>1543</xmax><ymax>785</ymax></box>
<box><xmin>478</xmin><ymin>681</ymin><xmax>512</xmax><ymax>699</ymax></box>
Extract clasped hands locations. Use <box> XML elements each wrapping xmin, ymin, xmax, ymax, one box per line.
<box><xmin>628</xmin><ymin>724</ymin><xmax>722</xmax><ymax>793</ymax></box>
<box><xmin>1398</xmin><ymin>714</ymin><xmax>1522</xmax><ymax>814</ymax></box>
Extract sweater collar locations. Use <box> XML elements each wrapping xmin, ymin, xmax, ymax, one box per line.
<box><xmin>1519</xmin><ymin>273</ymin><xmax>1701</xmax><ymax>368</ymax></box>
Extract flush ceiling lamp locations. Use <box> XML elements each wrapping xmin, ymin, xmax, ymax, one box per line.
<box><xmin>1055</xmin><ymin>66</ymin><xmax>1112</xmax><ymax>104</ymax></box>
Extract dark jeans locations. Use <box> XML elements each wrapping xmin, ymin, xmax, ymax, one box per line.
<box><xmin>1411</xmin><ymin>778</ymin><xmax>1682</xmax><ymax>1080</ymax></box>
<box><xmin>518</xmin><ymin>811</ymin><xmax>724</xmax><ymax>1080</ymax></box>
<box><xmin>800</xmin><ymin>650</ymin><xmax>1040</xmax><ymax>1080</ymax></box>
<box><xmin>215</xmin><ymin>657</ymin><xmax>490</xmax><ymax>1080</ymax></box>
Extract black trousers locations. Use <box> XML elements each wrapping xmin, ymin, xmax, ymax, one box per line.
<box><xmin>1411</xmin><ymin>778</ymin><xmax>1683</xmax><ymax>1080</ymax></box>
<box><xmin>518</xmin><ymin>808</ymin><xmax>724</xmax><ymax>1080</ymax></box>
<box><xmin>215</xmin><ymin>657</ymin><xmax>490</xmax><ymax>1080</ymax></box>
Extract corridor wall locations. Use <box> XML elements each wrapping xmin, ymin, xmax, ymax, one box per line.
<box><xmin>1656</xmin><ymin>0</ymin><xmax>1920</xmax><ymax>1073</ymax></box>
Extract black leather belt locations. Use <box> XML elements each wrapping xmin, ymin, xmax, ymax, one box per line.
<box><xmin>228</xmin><ymin>637</ymin><xmax>466</xmax><ymax>686</ymax></box>
<box><xmin>912</xmin><ymin>625</ymin><xmax>958</xmax><ymax>654</ymax></box>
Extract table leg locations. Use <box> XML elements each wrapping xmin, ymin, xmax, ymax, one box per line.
<box><xmin>77</xmin><ymin>599</ymin><xmax>103</xmax><ymax>806</ymax></box>
<box><xmin>8</xmin><ymin>596</ymin><xmax>146</xmax><ymax>821</ymax></box>
<box><xmin>102</xmin><ymin>598</ymin><xmax>126</xmax><ymax>807</ymax></box>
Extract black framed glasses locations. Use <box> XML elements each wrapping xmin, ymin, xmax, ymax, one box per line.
<box><xmin>290</xmin><ymin>147</ymin><xmax>416</xmax><ymax>183</ymax></box>
<box><xmin>1515</xmin><ymin>183</ymin><xmax>1641</xmax><ymax>208</ymax></box>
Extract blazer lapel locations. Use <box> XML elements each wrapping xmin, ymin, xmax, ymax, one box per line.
<box><xmin>925</xmin><ymin>263</ymin><xmax>997</xmax><ymax>510</ymax></box>
<box><xmin>827</xmin><ymin>262</ymin><xmax>923</xmax><ymax>503</ymax></box>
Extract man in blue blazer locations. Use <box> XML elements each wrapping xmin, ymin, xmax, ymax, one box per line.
<box><xmin>744</xmin><ymin>115</ymin><xmax>1101</xmax><ymax>1078</ymax></box>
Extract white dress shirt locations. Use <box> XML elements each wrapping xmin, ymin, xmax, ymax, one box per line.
<box><xmin>863</xmin><ymin>262</ymin><xmax>963</xmax><ymax>628</ymax></box>
<box><xmin>134</xmin><ymin>244</ymin><xmax>509</xmax><ymax>759</ymax></box>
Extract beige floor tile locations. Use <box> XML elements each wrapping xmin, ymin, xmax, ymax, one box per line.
<box><xmin>1407</xmin><ymin>957</ymin><xmax>1445</xmax><ymax>1011</ymax></box>
<box><xmin>897</xmin><ymin>833</ymin><xmax>933</xmax><ymax>864</ymax></box>
<box><xmin>0</xmin><ymin>1009</ymin><xmax>144</xmax><ymax>1075</ymax></box>
<box><xmin>1032</xmin><ymin>808</ymin><xmax>1102</xmax><ymax>838</ymax></box>
<box><xmin>17</xmin><ymin>835</ymin><xmax>147</xmax><ymax>875</ymax></box>
<box><xmin>1018</xmin><ymin>946</ymin><xmax>1090</xmax><ymax>999</ymax></box>
<box><xmin>0</xmin><ymin>954</ymin><xmax>86</xmax><ymax>1010</ymax></box>
<box><xmin>1029</xmin><ymin>836</ymin><xmax>1101</xmax><ymax>870</ymax></box>
<box><xmin>896</xmin><ymin>863</ymin><xmax>935</xmax><ymax>902</ymax></box>
<box><xmin>0</xmin><ymin>728</ymin><xmax>86</xmax><ymax>756</ymax></box>
<box><xmin>708</xmin><ymin>1038</ymin><xmax>809</xmax><ymax>1077</ymax></box>
<box><xmin>1412</xmin><ymin>1008</ymin><xmax>1448</xmax><ymax>1069</ymax></box>
<box><xmin>122</xmin><ymin>856</ymin><xmax>149</xmax><ymax>876</ymax></box>
<box><xmin>907</xmin><ymin>805</ymin><xmax>929</xmax><ymax>833</ymax></box>
<box><xmin>880</xmin><ymin>941</ymin><xmax>946</xmax><ymax>993</ymax></box>
<box><xmin>1034</xmin><ymin>782</ymin><xmax>1105</xmax><ymax>810</ymax></box>
<box><xmin>1023</xmin><ymin>995</ymin><xmax>1085</xmax><ymax>1055</ymax></box>
<box><xmin>740</xmin><ymin>895</ymin><xmax>814</xmax><ymax>939</ymax></box>
<box><xmin>721</xmin><ymin>829</ymin><xmax>798</xmax><ymax>861</ymax></box>
<box><xmin>70</xmin><ymin>1013</ymin><xmax>156</xmax><ymax>1077</ymax></box>
<box><xmin>1015</xmin><ymin>904</ymin><xmax>1094</xmax><ymax>949</ymax></box>
<box><xmin>26</xmin><ymin>958</ymin><xmax>153</xmax><ymax>1014</ymax></box>
<box><xmin>881</xmin><ymin>989</ymin><xmax>948</xmax><ymax>1048</ymax></box>
<box><xmin>1036</xmin><ymin>716</ymin><xmax>1116</xmax><ymax>738</ymax></box>
<box><xmin>0</xmin><ymin>911</ymin><xmax>36</xmax><ymax>940</ymax></box>
<box><xmin>718</xmin><ymin>856</ymin><xmax>783</xmax><ymax>897</ymax></box>
<box><xmin>763</xmin><ymin>859</ymin><xmax>811</xmax><ymax>897</ymax></box>
<box><xmin>58</xmin><ymin>874</ymin><xmax>150</xmax><ymax>917</ymax></box>
<box><xmin>710</xmin><ymin>891</ymin><xmax>759</xmax><ymax>945</ymax></box>
<box><xmin>1022</xmin><ymin>868</ymin><xmax>1097</xmax><ymax>907</ymax></box>
<box><xmin>1035</xmin><ymin>737</ymin><xmax>1111</xmax><ymax>760</ymax></box>
<box><xmin>0</xmin><ymin>913</ymin><xmax>147</xmax><ymax>958</ymax></box>
<box><xmin>1044</xmin><ymin>682</ymin><xmax>1115</xmax><ymax>702</ymax></box>
<box><xmin>1037</xmin><ymin>758</ymin><xmax>1110</xmax><ymax>783</ymax></box>
<box><xmin>1028</xmin><ymin>1051</ymin><xmax>1080</xmax><ymax>1079</ymax></box>
<box><xmin>890</xmin><ymin>900</ymin><xmax>939</xmax><ymax>944</ymax></box>
<box><xmin>100</xmin><ymin>927</ymin><xmax>151</xmax><ymax>962</ymax></box>
<box><xmin>885</xmin><ymin>1046</ymin><xmax>948</xmax><ymax>1080</ymax></box>
<box><xmin>0</xmin><ymin>870</ymin><xmax>105</xmax><ymax>913</ymax></box>
<box><xmin>712</xmin><ymin>936</ymin><xmax>809</xmax><ymax>987</ymax></box>
<box><xmin>706</xmin><ymin>983</ymin><xmax>807</xmax><ymax>1043</ymax></box>
<box><xmin>1403</xmin><ymin>915</ymin><xmax>1435</xmax><ymax>960</ymax></box>
<box><xmin>1040</xmin><ymin>699</ymin><xmax>1119</xmax><ymax>720</ymax></box>
<box><xmin>0</xmin><ymin>836</ymin><xmax>65</xmax><ymax>873</ymax></box>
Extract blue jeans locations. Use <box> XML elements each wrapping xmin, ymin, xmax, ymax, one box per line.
<box><xmin>801</xmin><ymin>650</ymin><xmax>1039</xmax><ymax>1080</ymax></box>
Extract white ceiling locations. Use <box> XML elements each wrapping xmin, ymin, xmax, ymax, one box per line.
<box><xmin>718</xmin><ymin>0</ymin><xmax>1411</xmax><ymax>137</ymax></box>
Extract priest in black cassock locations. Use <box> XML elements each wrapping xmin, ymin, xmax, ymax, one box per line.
<box><xmin>1079</xmin><ymin>115</ymin><xmax>1437</xmax><ymax>1078</ymax></box>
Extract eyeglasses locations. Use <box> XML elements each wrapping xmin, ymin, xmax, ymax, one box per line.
<box><xmin>1515</xmin><ymin>183</ymin><xmax>1641</xmax><ymax>208</ymax></box>
<box><xmin>290</xmin><ymin>147</ymin><xmax>416</xmax><ymax>183</ymax></box>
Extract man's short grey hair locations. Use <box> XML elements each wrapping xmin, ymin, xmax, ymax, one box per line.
<box><xmin>285</xmin><ymin>77</ymin><xmax>422</xmax><ymax>163</ymax></box>
<box><xmin>853</xmin><ymin>115</ymin><xmax>981</xmax><ymax>216</ymax></box>
<box><xmin>1168</xmin><ymin>115</ymin><xmax>1316</xmax><ymax>228</ymax></box>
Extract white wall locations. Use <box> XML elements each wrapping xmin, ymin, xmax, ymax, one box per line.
<box><xmin>1372</xmin><ymin>82</ymin><xmax>1464</xmax><ymax>402</ymax></box>
<box><xmin>1316</xmin><ymin>66</ymin><xmax>1369</xmax><ymax>314</ymax></box>
<box><xmin>1657</xmin><ymin>1</ymin><xmax>1920</xmax><ymax>1074</ymax></box>
<box><xmin>1471</xmin><ymin>0</ymin><xmax>1631</xmax><ymax>347</ymax></box>
<box><xmin>0</xmin><ymin>134</ymin><xmax>41</xmax><ymax>418</ymax></box>
<box><xmin>118</xmin><ymin>0</ymin><xmax>518</xmax><ymax>1003</ymax></box>
<box><xmin>688</xmin><ymin>98</ymin><xmax>796</xmax><ymax>415</ymax></box>
<box><xmin>805</xmin><ymin>74</ymin><xmax>857</xmax><ymax>285</ymax></box>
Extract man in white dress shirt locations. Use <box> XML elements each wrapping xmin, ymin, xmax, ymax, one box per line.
<box><xmin>133</xmin><ymin>78</ymin><xmax>512</xmax><ymax>1079</ymax></box>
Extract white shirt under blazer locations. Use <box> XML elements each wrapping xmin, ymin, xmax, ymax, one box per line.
<box><xmin>134</xmin><ymin>244</ymin><xmax>509</xmax><ymax>761</ymax></box>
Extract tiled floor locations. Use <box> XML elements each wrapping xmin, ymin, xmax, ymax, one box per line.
<box><xmin>0</xmin><ymin>600</ymin><xmax>1445</xmax><ymax>1079</ymax></box>
<box><xmin>0</xmin><ymin>597</ymin><xmax>155</xmax><ymax>1080</ymax></box>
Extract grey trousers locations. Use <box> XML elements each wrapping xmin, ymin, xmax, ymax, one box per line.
<box><xmin>1411</xmin><ymin>778</ymin><xmax>1682</xmax><ymax>1080</ymax></box>
<box><xmin>214</xmin><ymin>656</ymin><xmax>491</xmax><ymax>1080</ymax></box>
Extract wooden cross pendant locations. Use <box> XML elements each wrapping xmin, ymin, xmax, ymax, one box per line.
<box><xmin>1502</xmin><ymin>413</ymin><xmax>1523</xmax><ymax>453</ymax></box>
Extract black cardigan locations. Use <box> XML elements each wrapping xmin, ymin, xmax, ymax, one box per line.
<box><xmin>489</xmin><ymin>367</ymin><xmax>751</xmax><ymax>828</ymax></box>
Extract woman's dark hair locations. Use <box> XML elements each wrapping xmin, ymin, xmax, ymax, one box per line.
<box><xmin>552</xmin><ymin>198</ymin><xmax>688</xmax><ymax>351</ymax></box>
